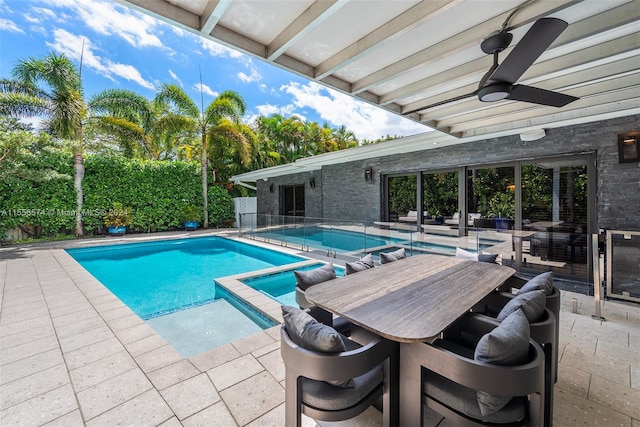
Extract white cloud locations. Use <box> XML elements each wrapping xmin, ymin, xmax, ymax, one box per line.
<box><xmin>41</xmin><ymin>0</ymin><xmax>166</xmax><ymax>49</ymax></box>
<box><xmin>237</xmin><ymin>67</ymin><xmax>261</xmax><ymax>84</ymax></box>
<box><xmin>193</xmin><ymin>83</ymin><xmax>217</xmax><ymax>97</ymax></box>
<box><xmin>46</xmin><ymin>29</ymin><xmax>155</xmax><ymax>90</ymax></box>
<box><xmin>199</xmin><ymin>38</ymin><xmax>244</xmax><ymax>59</ymax></box>
<box><xmin>168</xmin><ymin>69</ymin><xmax>183</xmax><ymax>87</ymax></box>
<box><xmin>281</xmin><ymin>81</ymin><xmax>429</xmax><ymax>140</ymax></box>
<box><xmin>0</xmin><ymin>18</ymin><xmax>23</xmax><ymax>33</ymax></box>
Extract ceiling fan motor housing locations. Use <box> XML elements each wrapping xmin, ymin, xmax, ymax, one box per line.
<box><xmin>481</xmin><ymin>31</ymin><xmax>513</xmax><ymax>54</ymax></box>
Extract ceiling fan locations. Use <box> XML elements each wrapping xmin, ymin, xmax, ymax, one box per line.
<box><xmin>404</xmin><ymin>17</ymin><xmax>579</xmax><ymax>115</ymax></box>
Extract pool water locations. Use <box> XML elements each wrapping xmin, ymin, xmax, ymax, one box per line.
<box><xmin>253</xmin><ymin>226</ymin><xmax>404</xmax><ymax>252</ymax></box>
<box><xmin>242</xmin><ymin>264</ymin><xmax>345</xmax><ymax>306</ymax></box>
<box><xmin>67</xmin><ymin>237</ymin><xmax>303</xmax><ymax>319</ymax></box>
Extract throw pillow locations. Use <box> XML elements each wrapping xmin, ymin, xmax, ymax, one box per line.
<box><xmin>294</xmin><ymin>263</ymin><xmax>336</xmax><ymax>291</ymax></box>
<box><xmin>475</xmin><ymin>308</ymin><xmax>530</xmax><ymax>416</ymax></box>
<box><xmin>281</xmin><ymin>305</ymin><xmax>354</xmax><ymax>387</ymax></box>
<box><xmin>496</xmin><ymin>289</ymin><xmax>546</xmax><ymax>323</ymax></box>
<box><xmin>455</xmin><ymin>247</ymin><xmax>498</xmax><ymax>264</ymax></box>
<box><xmin>517</xmin><ymin>271</ymin><xmax>554</xmax><ymax>296</ymax></box>
<box><xmin>345</xmin><ymin>253</ymin><xmax>375</xmax><ymax>275</ymax></box>
<box><xmin>380</xmin><ymin>247</ymin><xmax>406</xmax><ymax>264</ymax></box>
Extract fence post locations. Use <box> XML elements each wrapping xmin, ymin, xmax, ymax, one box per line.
<box><xmin>591</xmin><ymin>232</ymin><xmax>605</xmax><ymax>321</ymax></box>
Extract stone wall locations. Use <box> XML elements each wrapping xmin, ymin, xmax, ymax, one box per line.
<box><xmin>257</xmin><ymin>115</ymin><xmax>640</xmax><ymax>231</ymax></box>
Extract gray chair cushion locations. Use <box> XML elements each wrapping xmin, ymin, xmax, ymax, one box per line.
<box><xmin>345</xmin><ymin>254</ymin><xmax>374</xmax><ymax>275</ymax></box>
<box><xmin>455</xmin><ymin>247</ymin><xmax>498</xmax><ymax>263</ymax></box>
<box><xmin>496</xmin><ymin>289</ymin><xmax>546</xmax><ymax>323</ymax></box>
<box><xmin>474</xmin><ymin>309</ymin><xmax>530</xmax><ymax>416</ymax></box>
<box><xmin>281</xmin><ymin>305</ymin><xmax>354</xmax><ymax>387</ymax></box>
<box><xmin>517</xmin><ymin>271</ymin><xmax>554</xmax><ymax>296</ymax></box>
<box><xmin>301</xmin><ymin>339</ymin><xmax>383</xmax><ymax>410</ymax></box>
<box><xmin>424</xmin><ymin>370</ymin><xmax>527</xmax><ymax>424</ymax></box>
<box><xmin>379</xmin><ymin>247</ymin><xmax>406</xmax><ymax>264</ymax></box>
<box><xmin>294</xmin><ymin>263</ymin><xmax>336</xmax><ymax>291</ymax></box>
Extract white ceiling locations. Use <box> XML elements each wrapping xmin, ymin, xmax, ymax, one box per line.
<box><xmin>116</xmin><ymin>0</ymin><xmax>639</xmax><ymax>179</ymax></box>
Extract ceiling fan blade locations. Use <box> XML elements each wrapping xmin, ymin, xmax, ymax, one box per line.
<box><xmin>402</xmin><ymin>91</ymin><xmax>478</xmax><ymax>115</ymax></box>
<box><xmin>508</xmin><ymin>84</ymin><xmax>579</xmax><ymax>107</ymax></box>
<box><xmin>489</xmin><ymin>18</ymin><xmax>568</xmax><ymax>84</ymax></box>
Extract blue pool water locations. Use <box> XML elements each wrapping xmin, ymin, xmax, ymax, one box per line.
<box><xmin>241</xmin><ymin>264</ymin><xmax>345</xmax><ymax>306</ymax></box>
<box><xmin>67</xmin><ymin>237</ymin><xmax>303</xmax><ymax>319</ymax></box>
<box><xmin>253</xmin><ymin>226</ymin><xmax>404</xmax><ymax>251</ymax></box>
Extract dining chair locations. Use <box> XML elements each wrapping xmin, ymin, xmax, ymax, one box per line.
<box><xmin>497</xmin><ymin>272</ymin><xmax>560</xmax><ymax>382</ymax></box>
<box><xmin>404</xmin><ymin>310</ymin><xmax>545</xmax><ymax>426</ymax></box>
<box><xmin>468</xmin><ymin>293</ymin><xmax>555</xmax><ymax>427</ymax></box>
<box><xmin>280</xmin><ymin>320</ymin><xmax>397</xmax><ymax>427</ymax></box>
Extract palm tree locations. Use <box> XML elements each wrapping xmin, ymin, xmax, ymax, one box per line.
<box><xmin>0</xmin><ymin>52</ymin><xmax>86</xmax><ymax>236</ymax></box>
<box><xmin>154</xmin><ymin>84</ymin><xmax>247</xmax><ymax>227</ymax></box>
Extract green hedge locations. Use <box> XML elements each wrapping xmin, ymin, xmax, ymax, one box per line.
<box><xmin>1</xmin><ymin>153</ymin><xmax>235</xmax><ymax>239</ymax></box>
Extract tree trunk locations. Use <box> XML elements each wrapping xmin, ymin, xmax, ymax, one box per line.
<box><xmin>73</xmin><ymin>148</ymin><xmax>84</xmax><ymax>238</ymax></box>
<box><xmin>202</xmin><ymin>132</ymin><xmax>208</xmax><ymax>228</ymax></box>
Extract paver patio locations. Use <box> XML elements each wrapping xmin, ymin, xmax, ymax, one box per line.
<box><xmin>1</xmin><ymin>233</ymin><xmax>638</xmax><ymax>426</ymax></box>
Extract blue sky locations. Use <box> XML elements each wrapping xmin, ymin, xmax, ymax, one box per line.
<box><xmin>0</xmin><ymin>0</ymin><xmax>430</xmax><ymax>141</ymax></box>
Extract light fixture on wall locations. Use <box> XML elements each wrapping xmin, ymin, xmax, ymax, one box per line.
<box><xmin>269</xmin><ymin>183</ymin><xmax>274</xmax><ymax>193</ymax></box>
<box><xmin>618</xmin><ymin>131</ymin><xmax>639</xmax><ymax>163</ymax></box>
<box><xmin>364</xmin><ymin>166</ymin><xmax>373</xmax><ymax>182</ymax></box>
<box><xmin>309</xmin><ymin>177</ymin><xmax>316</xmax><ymax>188</ymax></box>
<box><xmin>506</xmin><ymin>183</ymin><xmax>516</xmax><ymax>192</ymax></box>
<box><xmin>520</xmin><ymin>128</ymin><xmax>546</xmax><ymax>141</ymax></box>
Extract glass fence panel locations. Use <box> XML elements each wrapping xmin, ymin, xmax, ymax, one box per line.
<box><xmin>607</xmin><ymin>230</ymin><xmax>640</xmax><ymax>302</ymax></box>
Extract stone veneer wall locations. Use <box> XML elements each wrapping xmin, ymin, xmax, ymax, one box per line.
<box><xmin>257</xmin><ymin>115</ymin><xmax>639</xmax><ymax>231</ymax></box>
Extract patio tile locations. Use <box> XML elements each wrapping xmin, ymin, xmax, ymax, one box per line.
<box><xmin>0</xmin><ymin>314</ymin><xmax>51</xmax><ymax>338</ymax></box>
<box><xmin>553</xmin><ymin>388</ymin><xmax>632</xmax><ymax>426</ymax></box>
<box><xmin>0</xmin><ymin>304</ymin><xmax>49</xmax><ymax>325</ymax></box>
<box><xmin>59</xmin><ymin>325</ymin><xmax>114</xmax><ymax>353</ymax></box>
<box><xmin>589</xmin><ymin>374</ymin><xmax>640</xmax><ymax>420</ymax></box>
<box><xmin>0</xmin><ymin>335</ymin><xmax>59</xmax><ymax>365</ymax></box>
<box><xmin>51</xmin><ymin>308</ymin><xmax>99</xmax><ymax>328</ymax></box>
<box><xmin>182</xmin><ymin>401</ymin><xmax>238</xmax><ymax>426</ymax></box>
<box><xmin>252</xmin><ymin>340</ymin><xmax>280</xmax><ymax>358</ymax></box>
<box><xmin>147</xmin><ymin>359</ymin><xmax>200</xmax><ymax>390</ymax></box>
<box><xmin>208</xmin><ymin>353</ymin><xmax>265</xmax><ymax>391</ymax></box>
<box><xmin>42</xmin><ymin>409</ymin><xmax>84</xmax><ymax>426</ymax></box>
<box><xmin>125</xmin><ymin>332</ymin><xmax>168</xmax><ymax>357</ymax></box>
<box><xmin>257</xmin><ymin>348</ymin><xmax>285</xmax><ymax>383</ymax></box>
<box><xmin>48</xmin><ymin>300</ymin><xmax>95</xmax><ymax>318</ymax></box>
<box><xmin>135</xmin><ymin>344</ymin><xmax>184</xmax><ymax>373</ymax></box>
<box><xmin>0</xmin><ymin>364</ymin><xmax>70</xmax><ymax>409</ymax></box>
<box><xmin>245</xmin><ymin>403</ymin><xmax>315</xmax><ymax>427</ymax></box>
<box><xmin>104</xmin><ymin>313</ymin><xmax>144</xmax><ymax>332</ymax></box>
<box><xmin>158</xmin><ymin>416</ymin><xmax>183</xmax><ymax>427</ymax></box>
<box><xmin>98</xmin><ymin>304</ymin><xmax>136</xmax><ymax>322</ymax></box>
<box><xmin>92</xmin><ymin>298</ymin><xmax>126</xmax><ymax>314</ymax></box>
<box><xmin>632</xmin><ymin>366</ymin><xmax>640</xmax><ymax>390</ymax></box>
<box><xmin>63</xmin><ymin>337</ymin><xmax>126</xmax><ymax>370</ymax></box>
<box><xmin>561</xmin><ymin>345</ymin><xmax>630</xmax><ymax>386</ymax></box>
<box><xmin>159</xmin><ymin>373</ymin><xmax>220</xmax><ymax>420</ymax></box>
<box><xmin>189</xmin><ymin>343</ymin><xmax>241</xmax><ymax>372</ymax></box>
<box><xmin>85</xmin><ymin>389</ymin><xmax>174</xmax><ymax>427</ymax></box>
<box><xmin>0</xmin><ymin>300</ymin><xmax>48</xmax><ymax>317</ymax></box>
<box><xmin>76</xmin><ymin>367</ymin><xmax>152</xmax><ymax>421</ymax></box>
<box><xmin>114</xmin><ymin>322</ymin><xmax>156</xmax><ymax>345</ymax></box>
<box><xmin>0</xmin><ymin>384</ymin><xmax>78</xmax><ymax>427</ymax></box>
<box><xmin>220</xmin><ymin>371</ymin><xmax>284</xmax><ymax>426</ymax></box>
<box><xmin>596</xmin><ymin>340</ymin><xmax>639</xmax><ymax>365</ymax></box>
<box><xmin>55</xmin><ymin>315</ymin><xmax>107</xmax><ymax>339</ymax></box>
<box><xmin>69</xmin><ymin>350</ymin><xmax>138</xmax><ymax>392</ymax></box>
<box><xmin>0</xmin><ymin>321</ymin><xmax>55</xmax><ymax>349</ymax></box>
<box><xmin>556</xmin><ymin>362</ymin><xmax>591</xmax><ymax>398</ymax></box>
<box><xmin>231</xmin><ymin>330</ymin><xmax>276</xmax><ymax>355</ymax></box>
<box><xmin>0</xmin><ymin>348</ymin><xmax>64</xmax><ymax>386</ymax></box>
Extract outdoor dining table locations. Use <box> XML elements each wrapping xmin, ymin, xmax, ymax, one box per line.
<box><xmin>305</xmin><ymin>254</ymin><xmax>516</xmax><ymax>426</ymax></box>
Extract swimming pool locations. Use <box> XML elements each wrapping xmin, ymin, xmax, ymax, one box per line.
<box><xmin>252</xmin><ymin>226</ymin><xmax>404</xmax><ymax>252</ymax></box>
<box><xmin>67</xmin><ymin>236</ymin><xmax>304</xmax><ymax>319</ymax></box>
<box><xmin>241</xmin><ymin>263</ymin><xmax>345</xmax><ymax>306</ymax></box>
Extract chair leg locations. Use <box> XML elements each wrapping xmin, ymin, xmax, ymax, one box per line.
<box><xmin>285</xmin><ymin>374</ymin><xmax>302</xmax><ymax>427</ymax></box>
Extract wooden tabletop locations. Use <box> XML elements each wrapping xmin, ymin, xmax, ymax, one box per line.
<box><xmin>305</xmin><ymin>255</ymin><xmax>515</xmax><ymax>343</ymax></box>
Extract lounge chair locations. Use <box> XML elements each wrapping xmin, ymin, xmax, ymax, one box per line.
<box><xmin>445</xmin><ymin>212</ymin><xmax>483</xmax><ymax>226</ymax></box>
